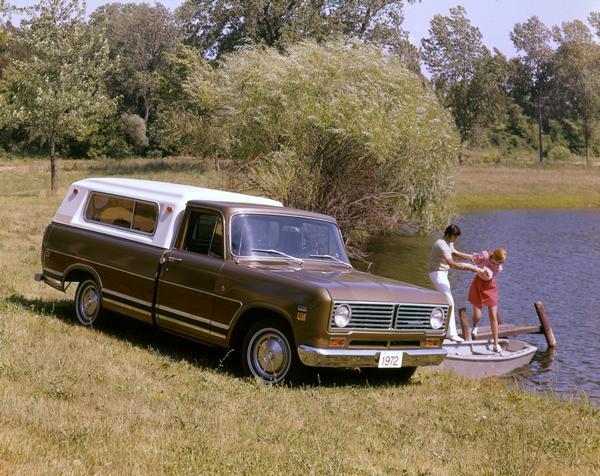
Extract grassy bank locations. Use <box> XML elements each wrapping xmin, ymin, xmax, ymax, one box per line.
<box><xmin>455</xmin><ymin>163</ymin><xmax>600</xmax><ymax>211</ymax></box>
<box><xmin>0</xmin><ymin>157</ymin><xmax>598</xmax><ymax>474</ymax></box>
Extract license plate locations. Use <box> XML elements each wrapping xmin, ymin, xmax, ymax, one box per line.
<box><xmin>378</xmin><ymin>351</ymin><xmax>404</xmax><ymax>368</ymax></box>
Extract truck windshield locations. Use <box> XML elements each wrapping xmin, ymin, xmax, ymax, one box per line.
<box><xmin>230</xmin><ymin>214</ymin><xmax>350</xmax><ymax>265</ymax></box>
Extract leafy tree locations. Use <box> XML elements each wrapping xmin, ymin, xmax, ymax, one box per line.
<box><xmin>0</xmin><ymin>0</ymin><xmax>114</xmax><ymax>190</ymax></box>
<box><xmin>0</xmin><ymin>27</ymin><xmax>8</xmax><ymax>77</ymax></box>
<box><xmin>151</xmin><ymin>44</ymin><xmax>217</xmax><ymax>157</ymax></box>
<box><xmin>466</xmin><ymin>49</ymin><xmax>514</xmax><ymax>147</ymax></box>
<box><xmin>211</xmin><ymin>41</ymin><xmax>459</xmax><ymax>255</ymax></box>
<box><xmin>510</xmin><ymin>16</ymin><xmax>554</xmax><ymax>163</ymax></box>
<box><xmin>550</xmin><ymin>20</ymin><xmax>600</xmax><ymax>165</ymax></box>
<box><xmin>177</xmin><ymin>0</ymin><xmax>419</xmax><ymax>70</ymax></box>
<box><xmin>420</xmin><ymin>6</ymin><xmax>487</xmax><ymax>153</ymax></box>
<box><xmin>0</xmin><ymin>0</ymin><xmax>10</xmax><ymax>76</ymax></box>
<box><xmin>90</xmin><ymin>2</ymin><xmax>180</xmax><ymax>126</ymax></box>
<box><xmin>420</xmin><ymin>6</ymin><xmax>484</xmax><ymax>86</ymax></box>
<box><xmin>588</xmin><ymin>11</ymin><xmax>600</xmax><ymax>37</ymax></box>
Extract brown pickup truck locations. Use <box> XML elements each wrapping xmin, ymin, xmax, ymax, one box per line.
<box><xmin>36</xmin><ymin>178</ymin><xmax>449</xmax><ymax>383</ymax></box>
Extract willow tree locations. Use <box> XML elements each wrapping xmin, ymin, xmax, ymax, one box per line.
<box><xmin>1</xmin><ymin>0</ymin><xmax>113</xmax><ymax>190</ymax></box>
<box><xmin>212</xmin><ymin>41</ymin><xmax>459</xmax><ymax>256</ymax></box>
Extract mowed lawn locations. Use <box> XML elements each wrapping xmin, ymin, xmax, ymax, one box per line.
<box><xmin>455</xmin><ymin>163</ymin><xmax>600</xmax><ymax>211</ymax></box>
<box><xmin>0</xmin><ymin>157</ymin><xmax>598</xmax><ymax>475</ymax></box>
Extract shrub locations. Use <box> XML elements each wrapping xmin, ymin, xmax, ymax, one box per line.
<box><xmin>121</xmin><ymin>113</ymin><xmax>149</xmax><ymax>152</ymax></box>
<box><xmin>547</xmin><ymin>144</ymin><xmax>572</xmax><ymax>161</ymax></box>
<box><xmin>212</xmin><ymin>41</ymin><xmax>460</xmax><ymax>255</ymax></box>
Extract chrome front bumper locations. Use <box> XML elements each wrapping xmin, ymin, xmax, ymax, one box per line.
<box><xmin>297</xmin><ymin>346</ymin><xmax>447</xmax><ymax>368</ymax></box>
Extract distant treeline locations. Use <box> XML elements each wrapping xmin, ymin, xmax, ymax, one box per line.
<box><xmin>0</xmin><ymin>1</ymin><xmax>598</xmax><ymax>164</ymax></box>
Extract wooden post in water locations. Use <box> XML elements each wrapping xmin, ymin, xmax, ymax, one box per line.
<box><xmin>458</xmin><ymin>308</ymin><xmax>471</xmax><ymax>340</ymax></box>
<box><xmin>534</xmin><ymin>301</ymin><xmax>556</xmax><ymax>348</ymax></box>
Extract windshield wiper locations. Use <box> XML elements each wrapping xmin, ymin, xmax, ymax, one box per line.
<box><xmin>309</xmin><ymin>254</ymin><xmax>352</xmax><ymax>269</ymax></box>
<box><xmin>251</xmin><ymin>249</ymin><xmax>304</xmax><ymax>265</ymax></box>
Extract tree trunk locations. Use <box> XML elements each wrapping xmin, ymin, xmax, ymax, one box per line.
<box><xmin>584</xmin><ymin>115</ymin><xmax>590</xmax><ymax>167</ymax></box>
<box><xmin>143</xmin><ymin>95</ymin><xmax>150</xmax><ymax>125</ymax></box>
<box><xmin>50</xmin><ymin>129</ymin><xmax>57</xmax><ymax>192</ymax></box>
<box><xmin>537</xmin><ymin>97</ymin><xmax>544</xmax><ymax>164</ymax></box>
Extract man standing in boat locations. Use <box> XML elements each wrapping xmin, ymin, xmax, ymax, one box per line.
<box><xmin>429</xmin><ymin>224</ymin><xmax>483</xmax><ymax>342</ymax></box>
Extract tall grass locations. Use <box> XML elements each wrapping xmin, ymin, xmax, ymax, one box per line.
<box><xmin>0</xmin><ymin>157</ymin><xmax>598</xmax><ymax>474</ymax></box>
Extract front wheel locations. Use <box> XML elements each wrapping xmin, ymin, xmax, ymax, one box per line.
<box><xmin>241</xmin><ymin>318</ymin><xmax>297</xmax><ymax>384</ymax></box>
<box><xmin>74</xmin><ymin>279</ymin><xmax>103</xmax><ymax>326</ymax></box>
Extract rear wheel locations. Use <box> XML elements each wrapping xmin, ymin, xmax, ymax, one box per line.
<box><xmin>74</xmin><ymin>279</ymin><xmax>103</xmax><ymax>326</ymax></box>
<box><xmin>241</xmin><ymin>318</ymin><xmax>297</xmax><ymax>384</ymax></box>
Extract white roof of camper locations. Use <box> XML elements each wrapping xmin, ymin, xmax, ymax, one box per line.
<box><xmin>52</xmin><ymin>178</ymin><xmax>283</xmax><ymax>249</ymax></box>
<box><xmin>69</xmin><ymin>178</ymin><xmax>284</xmax><ymax>207</ymax></box>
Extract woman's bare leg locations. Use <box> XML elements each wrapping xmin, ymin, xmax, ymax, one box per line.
<box><xmin>489</xmin><ymin>306</ymin><xmax>499</xmax><ymax>350</ymax></box>
<box><xmin>472</xmin><ymin>305</ymin><xmax>482</xmax><ymax>327</ymax></box>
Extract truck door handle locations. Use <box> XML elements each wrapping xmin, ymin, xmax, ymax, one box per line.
<box><xmin>167</xmin><ymin>256</ymin><xmax>182</xmax><ymax>263</ymax></box>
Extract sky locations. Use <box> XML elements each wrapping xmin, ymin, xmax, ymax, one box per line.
<box><xmin>403</xmin><ymin>0</ymin><xmax>599</xmax><ymax>57</ymax></box>
<box><xmin>6</xmin><ymin>0</ymin><xmax>600</xmax><ymax>57</ymax></box>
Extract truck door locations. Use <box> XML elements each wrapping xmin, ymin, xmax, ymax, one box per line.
<box><xmin>155</xmin><ymin>207</ymin><xmax>226</xmax><ymax>344</ymax></box>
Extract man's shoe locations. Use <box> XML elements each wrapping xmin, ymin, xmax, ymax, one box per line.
<box><xmin>471</xmin><ymin>327</ymin><xmax>479</xmax><ymax>340</ymax></box>
<box><xmin>448</xmin><ymin>334</ymin><xmax>464</xmax><ymax>342</ymax></box>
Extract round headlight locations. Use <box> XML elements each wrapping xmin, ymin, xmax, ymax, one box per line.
<box><xmin>334</xmin><ymin>304</ymin><xmax>352</xmax><ymax>328</ymax></box>
<box><xmin>430</xmin><ymin>308</ymin><xmax>445</xmax><ymax>329</ymax></box>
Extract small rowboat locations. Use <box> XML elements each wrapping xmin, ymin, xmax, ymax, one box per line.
<box><xmin>436</xmin><ymin>338</ymin><xmax>537</xmax><ymax>378</ymax></box>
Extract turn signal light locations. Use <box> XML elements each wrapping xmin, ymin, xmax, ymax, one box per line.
<box><xmin>425</xmin><ymin>338</ymin><xmax>440</xmax><ymax>347</ymax></box>
<box><xmin>329</xmin><ymin>337</ymin><xmax>346</xmax><ymax>347</ymax></box>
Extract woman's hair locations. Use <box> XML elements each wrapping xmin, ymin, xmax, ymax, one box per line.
<box><xmin>492</xmin><ymin>248</ymin><xmax>508</xmax><ymax>263</ymax></box>
<box><xmin>444</xmin><ymin>224</ymin><xmax>461</xmax><ymax>237</ymax></box>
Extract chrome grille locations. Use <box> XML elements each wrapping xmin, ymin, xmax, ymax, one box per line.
<box><xmin>395</xmin><ymin>304</ymin><xmax>446</xmax><ymax>331</ymax></box>
<box><xmin>330</xmin><ymin>302</ymin><xmax>394</xmax><ymax>329</ymax></box>
<box><xmin>330</xmin><ymin>302</ymin><xmax>448</xmax><ymax>331</ymax></box>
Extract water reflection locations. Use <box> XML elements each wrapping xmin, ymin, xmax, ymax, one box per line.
<box><xmin>367</xmin><ymin>209</ymin><xmax>600</xmax><ymax>404</ymax></box>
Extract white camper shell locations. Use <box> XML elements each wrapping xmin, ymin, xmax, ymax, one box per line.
<box><xmin>53</xmin><ymin>178</ymin><xmax>283</xmax><ymax>249</ymax></box>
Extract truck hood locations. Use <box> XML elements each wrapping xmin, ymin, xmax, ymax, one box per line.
<box><xmin>250</xmin><ymin>265</ymin><xmax>448</xmax><ymax>305</ymax></box>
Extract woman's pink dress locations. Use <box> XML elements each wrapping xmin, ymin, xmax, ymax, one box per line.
<box><xmin>468</xmin><ymin>251</ymin><xmax>503</xmax><ymax>307</ymax></box>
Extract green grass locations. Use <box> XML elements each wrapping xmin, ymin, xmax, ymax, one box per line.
<box><xmin>455</xmin><ymin>163</ymin><xmax>600</xmax><ymax>211</ymax></box>
<box><xmin>0</xmin><ymin>156</ymin><xmax>598</xmax><ymax>474</ymax></box>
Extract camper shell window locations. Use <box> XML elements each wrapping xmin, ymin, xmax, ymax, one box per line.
<box><xmin>84</xmin><ymin>192</ymin><xmax>158</xmax><ymax>235</ymax></box>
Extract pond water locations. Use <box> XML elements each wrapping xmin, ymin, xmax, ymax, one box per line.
<box><xmin>367</xmin><ymin>209</ymin><xmax>600</xmax><ymax>404</ymax></box>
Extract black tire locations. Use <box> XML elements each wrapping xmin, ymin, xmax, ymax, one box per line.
<box><xmin>241</xmin><ymin>318</ymin><xmax>298</xmax><ymax>384</ymax></box>
<box><xmin>74</xmin><ymin>279</ymin><xmax>103</xmax><ymax>326</ymax></box>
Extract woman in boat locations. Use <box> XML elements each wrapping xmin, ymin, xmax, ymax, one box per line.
<box><xmin>469</xmin><ymin>248</ymin><xmax>508</xmax><ymax>352</ymax></box>
<box><xmin>429</xmin><ymin>224</ymin><xmax>484</xmax><ymax>342</ymax></box>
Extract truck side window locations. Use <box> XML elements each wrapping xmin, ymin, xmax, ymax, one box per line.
<box><xmin>183</xmin><ymin>210</ymin><xmax>224</xmax><ymax>258</ymax></box>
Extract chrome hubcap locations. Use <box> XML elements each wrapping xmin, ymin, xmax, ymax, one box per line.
<box><xmin>249</xmin><ymin>328</ymin><xmax>290</xmax><ymax>381</ymax></box>
<box><xmin>79</xmin><ymin>285</ymin><xmax>99</xmax><ymax>322</ymax></box>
